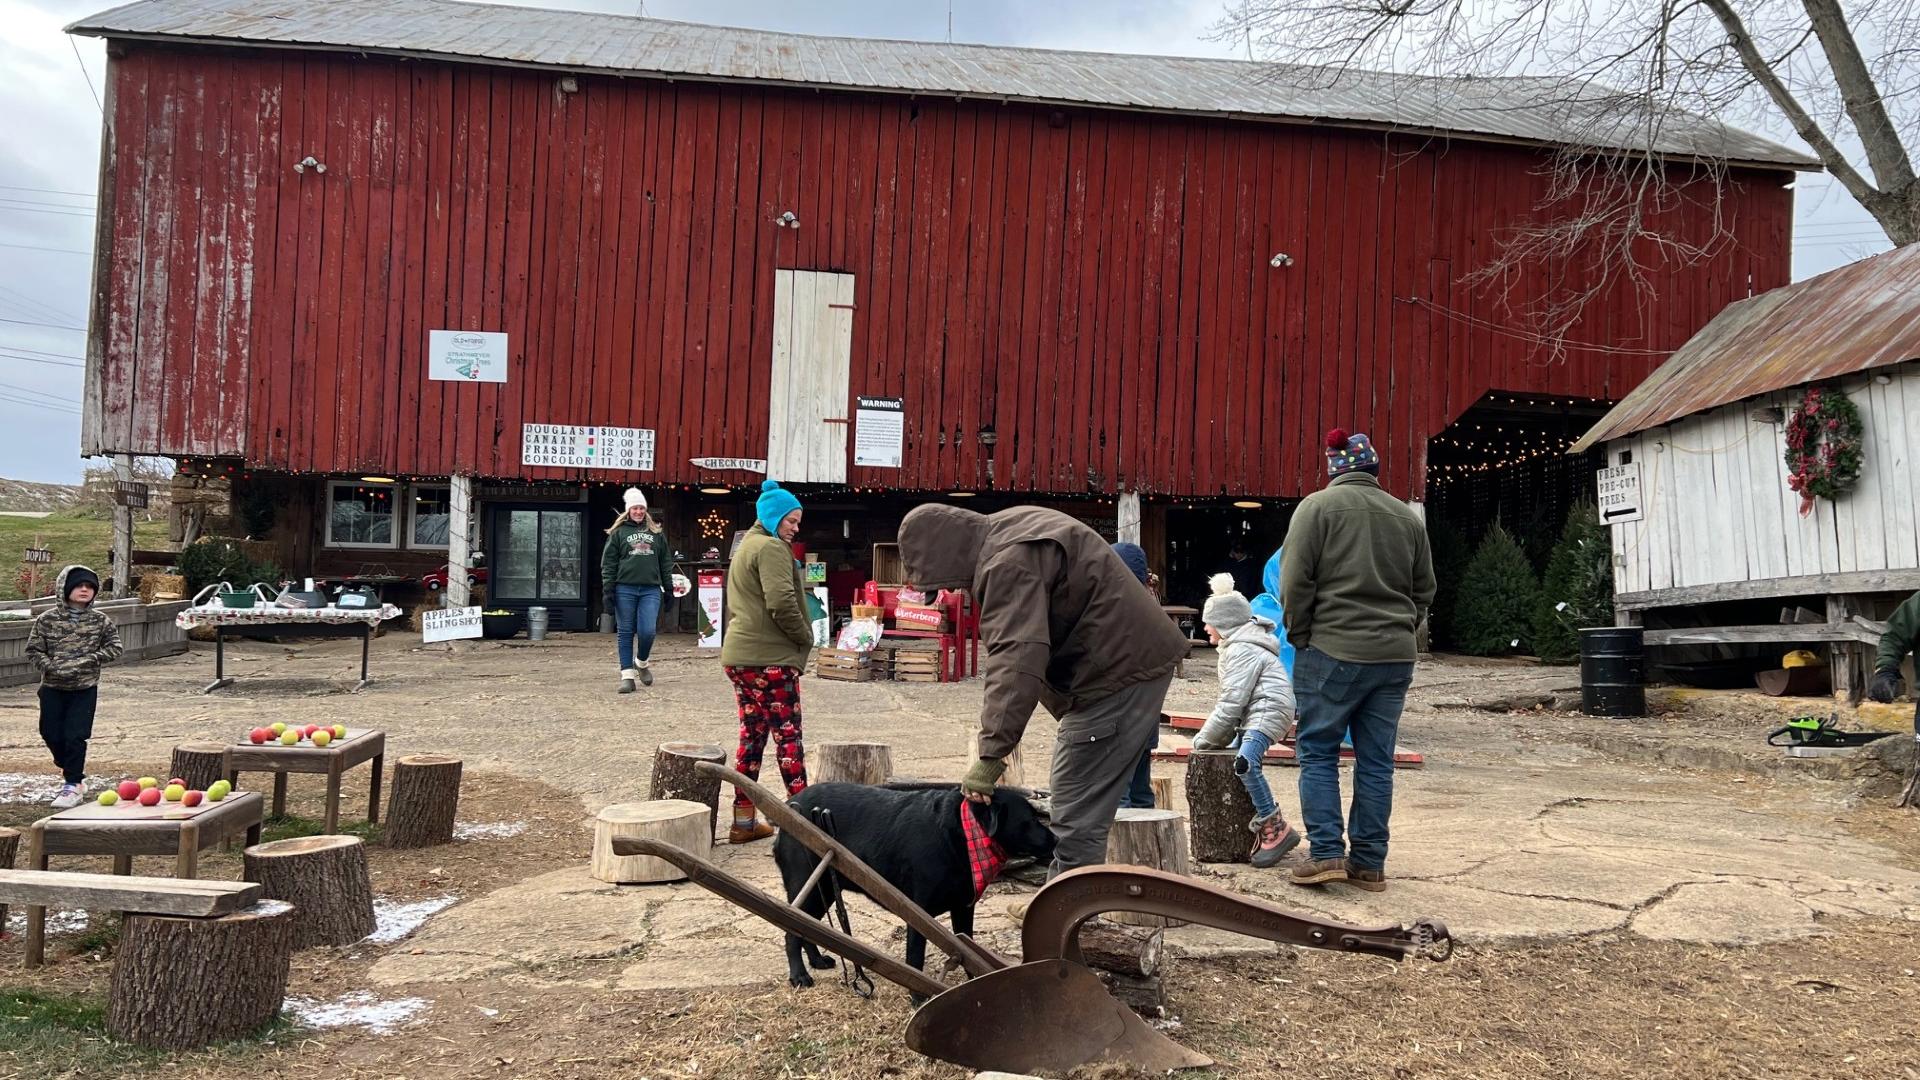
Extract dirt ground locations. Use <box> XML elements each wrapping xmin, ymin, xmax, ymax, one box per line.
<box><xmin>2</xmin><ymin>631</ymin><xmax>1918</xmax><ymax>1079</ymax></box>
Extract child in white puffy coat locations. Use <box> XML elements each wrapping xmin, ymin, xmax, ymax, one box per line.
<box><xmin>1191</xmin><ymin>573</ymin><xmax>1301</xmax><ymax>867</ymax></box>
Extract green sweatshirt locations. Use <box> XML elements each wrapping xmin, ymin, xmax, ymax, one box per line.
<box><xmin>1280</xmin><ymin>472</ymin><xmax>1436</xmax><ymax>664</ymax></box>
<box><xmin>1876</xmin><ymin>591</ymin><xmax>1920</xmax><ymax>673</ymax></box>
<box><xmin>601</xmin><ymin>519</ymin><xmax>675</xmax><ymax>593</ymax></box>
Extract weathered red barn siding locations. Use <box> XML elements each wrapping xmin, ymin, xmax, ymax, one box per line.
<box><xmin>84</xmin><ymin>44</ymin><xmax>1794</xmax><ymax>498</ymax></box>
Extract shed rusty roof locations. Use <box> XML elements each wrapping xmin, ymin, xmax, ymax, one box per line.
<box><xmin>1572</xmin><ymin>244</ymin><xmax>1920</xmax><ymax>451</ymax></box>
<box><xmin>68</xmin><ymin>0</ymin><xmax>1816</xmax><ymax>167</ymax></box>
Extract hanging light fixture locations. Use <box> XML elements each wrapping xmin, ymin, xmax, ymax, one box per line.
<box><xmin>1232</xmin><ymin>500</ymin><xmax>1262</xmax><ymax>509</ymax></box>
<box><xmin>699</xmin><ymin>486</ymin><xmax>731</xmax><ymax>495</ymax></box>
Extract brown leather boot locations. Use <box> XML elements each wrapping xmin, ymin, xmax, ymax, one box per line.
<box><xmin>729</xmin><ymin>817</ymin><xmax>776</xmax><ymax>844</ymax></box>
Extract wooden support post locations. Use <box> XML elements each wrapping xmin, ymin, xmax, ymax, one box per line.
<box><xmin>1104</xmin><ymin>808</ymin><xmax>1190</xmax><ymax>927</ymax></box>
<box><xmin>813</xmin><ymin>742</ymin><xmax>894</xmax><ymax>786</ymax></box>
<box><xmin>1148</xmin><ymin>777</ymin><xmax>1174</xmax><ymax>812</ymax></box>
<box><xmin>384</xmin><ymin>755</ymin><xmax>462</xmax><ymax>848</ymax></box>
<box><xmin>110</xmin><ymin>454</ymin><xmax>134</xmax><ymax>598</ymax></box>
<box><xmin>447</xmin><ymin>475</ymin><xmax>473</xmax><ymax>609</ymax></box>
<box><xmin>1184</xmin><ymin>750</ymin><xmax>1256</xmax><ymax>864</ymax></box>
<box><xmin>648</xmin><ymin>743</ymin><xmax>727</xmax><ymax>841</ymax></box>
<box><xmin>1117</xmin><ymin>491</ymin><xmax>1142</xmax><ymax>547</ymax></box>
<box><xmin>0</xmin><ymin>826</ymin><xmax>16</xmax><ymax>934</ymax></box>
<box><xmin>168</xmin><ymin>743</ymin><xmax>227</xmax><ymax>793</ymax></box>
<box><xmin>592</xmin><ymin>800</ymin><xmax>709</xmax><ymax>883</ymax></box>
<box><xmin>1828</xmin><ymin>595</ymin><xmax>1867</xmax><ymax>704</ymax></box>
<box><xmin>242</xmin><ymin>836</ymin><xmax>377</xmax><ymax>948</ymax></box>
<box><xmin>107</xmin><ymin>900</ymin><xmax>294</xmax><ymax>1049</ymax></box>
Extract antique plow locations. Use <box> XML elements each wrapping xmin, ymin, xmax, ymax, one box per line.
<box><xmin>616</xmin><ymin>763</ymin><xmax>1452</xmax><ymax>1074</ymax></box>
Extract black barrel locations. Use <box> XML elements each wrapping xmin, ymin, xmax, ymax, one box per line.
<box><xmin>1579</xmin><ymin>626</ymin><xmax>1645</xmax><ymax>717</ymax></box>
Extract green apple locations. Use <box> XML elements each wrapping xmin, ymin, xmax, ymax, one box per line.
<box><xmin>162</xmin><ymin>783</ymin><xmax>186</xmax><ymax>802</ymax></box>
<box><xmin>136</xmin><ymin>776</ymin><xmax>159</xmax><ymax>790</ymax></box>
<box><xmin>331</xmin><ymin>725</ymin><xmax>347</xmax><ymax>740</ymax></box>
<box><xmin>206</xmin><ymin>784</ymin><xmax>229</xmax><ymax>802</ymax></box>
<box><xmin>279</xmin><ymin>729</ymin><xmax>299</xmax><ymax>746</ymax></box>
<box><xmin>270</xmin><ymin>722</ymin><xmax>288</xmax><ymax>736</ymax></box>
<box><xmin>97</xmin><ymin>790</ymin><xmax>119</xmax><ymax>806</ymax></box>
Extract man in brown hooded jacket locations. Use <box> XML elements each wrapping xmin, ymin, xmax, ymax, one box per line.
<box><xmin>899</xmin><ymin>505</ymin><xmax>1190</xmax><ymax>879</ymax></box>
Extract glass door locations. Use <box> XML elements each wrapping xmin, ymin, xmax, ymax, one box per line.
<box><xmin>487</xmin><ymin>505</ymin><xmax>591</xmax><ymax>630</ymax></box>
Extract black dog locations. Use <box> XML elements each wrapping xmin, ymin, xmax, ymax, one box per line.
<box><xmin>773</xmin><ymin>783</ymin><xmax>1055</xmax><ymax>992</ymax></box>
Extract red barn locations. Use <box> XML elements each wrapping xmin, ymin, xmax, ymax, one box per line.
<box><xmin>69</xmin><ymin>0</ymin><xmax>1809</xmax><ymax>625</ymax></box>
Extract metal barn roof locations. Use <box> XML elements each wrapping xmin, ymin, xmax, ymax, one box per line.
<box><xmin>69</xmin><ymin>0</ymin><xmax>1816</xmax><ymax>167</ymax></box>
<box><xmin>1572</xmin><ymin>243</ymin><xmax>1920</xmax><ymax>451</ymax></box>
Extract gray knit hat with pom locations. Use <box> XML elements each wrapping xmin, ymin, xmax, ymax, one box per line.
<box><xmin>1201</xmin><ymin>573</ymin><xmax>1252</xmax><ymax>633</ymax></box>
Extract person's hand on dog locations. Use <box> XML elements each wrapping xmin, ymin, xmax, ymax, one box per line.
<box><xmin>1869</xmin><ymin>668</ymin><xmax>1900</xmax><ymax>704</ymax></box>
<box><xmin>962</xmin><ymin>757</ymin><xmax>1006</xmax><ymax>804</ymax></box>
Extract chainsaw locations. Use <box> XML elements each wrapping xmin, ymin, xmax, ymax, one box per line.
<box><xmin>1766</xmin><ymin>712</ymin><xmax>1896</xmax><ymax>749</ymax></box>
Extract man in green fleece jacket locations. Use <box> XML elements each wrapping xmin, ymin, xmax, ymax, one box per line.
<box><xmin>1281</xmin><ymin>430</ymin><xmax>1435</xmax><ymax>893</ymax></box>
<box><xmin>1869</xmin><ymin>591</ymin><xmax>1920</xmax><ymax>706</ymax></box>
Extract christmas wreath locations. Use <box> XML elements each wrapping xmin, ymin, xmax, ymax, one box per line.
<box><xmin>1783</xmin><ymin>386</ymin><xmax>1863</xmax><ymax>515</ymax></box>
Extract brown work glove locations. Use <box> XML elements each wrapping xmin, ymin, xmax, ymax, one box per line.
<box><xmin>961</xmin><ymin>757</ymin><xmax>1006</xmax><ymax>803</ymax></box>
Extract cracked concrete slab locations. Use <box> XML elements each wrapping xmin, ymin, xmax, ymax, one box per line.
<box><xmin>1629</xmin><ymin>881</ymin><xmax>1818</xmax><ymax>944</ymax></box>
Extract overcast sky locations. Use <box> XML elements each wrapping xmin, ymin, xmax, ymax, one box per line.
<box><xmin>0</xmin><ymin>0</ymin><xmax>1897</xmax><ymax>484</ymax></box>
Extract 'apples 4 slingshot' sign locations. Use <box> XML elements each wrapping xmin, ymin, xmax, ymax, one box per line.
<box><xmin>422</xmin><ymin>606</ymin><xmax>483</xmax><ymax>643</ymax></box>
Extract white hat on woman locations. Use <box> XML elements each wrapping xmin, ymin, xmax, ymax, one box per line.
<box><xmin>623</xmin><ymin>488</ymin><xmax>648</xmax><ymax>510</ymax></box>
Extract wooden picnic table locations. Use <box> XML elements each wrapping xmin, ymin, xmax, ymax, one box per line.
<box><xmin>22</xmin><ymin>791</ymin><xmax>265</xmax><ymax>966</ymax></box>
<box><xmin>223</xmin><ymin>729</ymin><xmax>386</xmax><ymax>834</ymax></box>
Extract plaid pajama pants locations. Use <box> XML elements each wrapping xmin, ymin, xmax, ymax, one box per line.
<box><xmin>725</xmin><ymin>664</ymin><xmax>808</xmax><ymax>810</ymax></box>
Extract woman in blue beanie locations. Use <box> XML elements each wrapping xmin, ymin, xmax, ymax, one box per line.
<box><xmin>718</xmin><ymin>481</ymin><xmax>813</xmax><ymax>843</ymax></box>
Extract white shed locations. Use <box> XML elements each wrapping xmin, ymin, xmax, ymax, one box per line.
<box><xmin>1571</xmin><ymin>245</ymin><xmax>1920</xmax><ymax>699</ymax></box>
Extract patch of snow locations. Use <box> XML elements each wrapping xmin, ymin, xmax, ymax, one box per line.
<box><xmin>0</xmin><ymin>773</ymin><xmax>105</xmax><ymax>804</ymax></box>
<box><xmin>5</xmin><ymin>910</ymin><xmax>88</xmax><ymax>935</ymax></box>
<box><xmin>284</xmin><ymin>991</ymin><xmax>429</xmax><ymax>1034</ymax></box>
<box><xmin>364</xmin><ymin>894</ymin><xmax>459</xmax><ymax>944</ymax></box>
<box><xmin>452</xmin><ymin>820</ymin><xmax>528</xmax><ymax>840</ymax></box>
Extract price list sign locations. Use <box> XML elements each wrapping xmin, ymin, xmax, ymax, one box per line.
<box><xmin>522</xmin><ymin>424</ymin><xmax>656</xmax><ymax>471</ymax></box>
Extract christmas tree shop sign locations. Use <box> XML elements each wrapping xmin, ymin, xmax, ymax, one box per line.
<box><xmin>522</xmin><ymin>424</ymin><xmax>656</xmax><ymax>470</ymax></box>
<box><xmin>429</xmin><ymin>330</ymin><xmax>509</xmax><ymax>383</ymax></box>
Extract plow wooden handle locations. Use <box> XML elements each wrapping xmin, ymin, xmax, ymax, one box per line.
<box><xmin>612</xmin><ymin>836</ymin><xmax>950</xmax><ymax>999</ymax></box>
<box><xmin>694</xmin><ymin>761</ymin><xmax>1010</xmax><ymax>976</ymax></box>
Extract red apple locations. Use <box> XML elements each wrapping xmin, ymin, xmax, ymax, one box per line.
<box><xmin>250</xmin><ymin>727</ymin><xmax>270</xmax><ymax>744</ymax></box>
<box><xmin>137</xmin><ymin>787</ymin><xmax>163</xmax><ymax>807</ymax></box>
<box><xmin>303</xmin><ymin>725</ymin><xmax>321</xmax><ymax>739</ymax></box>
<box><xmin>182</xmin><ymin>790</ymin><xmax>204</xmax><ymax>807</ymax></box>
<box><xmin>168</xmin><ymin>778</ymin><xmax>186</xmax><ymax>788</ymax></box>
<box><xmin>116</xmin><ymin>780</ymin><xmax>141</xmax><ymax>801</ymax></box>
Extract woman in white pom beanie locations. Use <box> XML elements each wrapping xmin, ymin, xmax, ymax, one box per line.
<box><xmin>600</xmin><ymin>488</ymin><xmax>677</xmax><ymax>693</ymax></box>
<box><xmin>1191</xmin><ymin>573</ymin><xmax>1300</xmax><ymax>867</ymax></box>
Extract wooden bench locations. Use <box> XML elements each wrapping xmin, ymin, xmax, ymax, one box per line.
<box><xmin>0</xmin><ymin>869</ymin><xmax>292</xmax><ymax>1049</ymax></box>
<box><xmin>0</xmin><ymin>868</ymin><xmax>263</xmax><ymax>967</ymax></box>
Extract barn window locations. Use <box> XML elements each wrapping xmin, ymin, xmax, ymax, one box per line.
<box><xmin>410</xmin><ymin>486</ymin><xmax>452</xmax><ymax>549</ymax></box>
<box><xmin>326</xmin><ymin>481</ymin><xmax>398</xmax><ymax>549</ymax></box>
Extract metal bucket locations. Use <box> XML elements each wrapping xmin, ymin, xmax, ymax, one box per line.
<box><xmin>1579</xmin><ymin>626</ymin><xmax>1645</xmax><ymax>717</ymax></box>
<box><xmin>527</xmin><ymin>606</ymin><xmax>549</xmax><ymax>641</ymax></box>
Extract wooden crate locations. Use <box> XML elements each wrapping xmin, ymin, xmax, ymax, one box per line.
<box><xmin>889</xmin><ymin>648</ymin><xmax>942</xmax><ymax>683</ymax></box>
<box><xmin>894</xmin><ymin>603</ymin><xmax>947</xmax><ymax>632</ymax></box>
<box><xmin>816</xmin><ymin>648</ymin><xmax>875</xmax><ymax>682</ymax></box>
<box><xmin>872</xmin><ymin>543</ymin><xmax>904</xmax><ymax>587</ymax></box>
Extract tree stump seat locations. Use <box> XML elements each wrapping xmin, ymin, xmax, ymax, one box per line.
<box><xmin>591</xmin><ymin>801</ymin><xmax>709</xmax><ymax>884</ymax></box>
<box><xmin>242</xmin><ymin>835</ymin><xmax>376</xmax><ymax>948</ymax></box>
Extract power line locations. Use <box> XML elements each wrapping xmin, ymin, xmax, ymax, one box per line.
<box><xmin>0</xmin><ymin>285</ymin><xmax>81</xmax><ymax>328</ymax></box>
<box><xmin>70</xmin><ymin>37</ymin><xmax>102</xmax><ymax>113</ymax></box>
<box><xmin>0</xmin><ymin>241</ymin><xmax>91</xmax><ymax>256</ymax></box>
<box><xmin>0</xmin><ymin>350</ymin><xmax>85</xmax><ymax>370</ymax></box>
<box><xmin>0</xmin><ymin>378</ymin><xmax>80</xmax><ymax>405</ymax></box>
<box><xmin>0</xmin><ymin>344</ymin><xmax>85</xmax><ymax>360</ymax></box>
<box><xmin>0</xmin><ymin>392</ymin><xmax>79</xmax><ymax>415</ymax></box>
<box><xmin>0</xmin><ymin>201</ymin><xmax>95</xmax><ymax>219</ymax></box>
<box><xmin>0</xmin><ymin>317</ymin><xmax>84</xmax><ymax>332</ymax></box>
<box><xmin>0</xmin><ymin>184</ymin><xmax>94</xmax><ymax>200</ymax></box>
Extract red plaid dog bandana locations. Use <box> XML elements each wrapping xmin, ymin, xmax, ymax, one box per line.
<box><xmin>961</xmin><ymin>799</ymin><xmax>1007</xmax><ymax>900</ymax></box>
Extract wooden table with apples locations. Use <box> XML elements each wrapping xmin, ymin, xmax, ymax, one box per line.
<box><xmin>22</xmin><ymin>786</ymin><xmax>265</xmax><ymax>966</ymax></box>
<box><xmin>223</xmin><ymin>725</ymin><xmax>386</xmax><ymax>835</ymax></box>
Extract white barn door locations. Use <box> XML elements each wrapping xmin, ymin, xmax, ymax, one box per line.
<box><xmin>767</xmin><ymin>270</ymin><xmax>855</xmax><ymax>484</ymax></box>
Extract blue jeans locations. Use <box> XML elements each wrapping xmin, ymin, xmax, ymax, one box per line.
<box><xmin>1292</xmin><ymin>647</ymin><xmax>1414</xmax><ymax>871</ymax></box>
<box><xmin>1235</xmin><ymin>729</ymin><xmax>1278</xmax><ymax>820</ymax></box>
<box><xmin>613</xmin><ymin>584</ymin><xmax>664</xmax><ymax>670</ymax></box>
<box><xmin>1118</xmin><ymin>729</ymin><xmax>1157</xmax><ymax>808</ymax></box>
